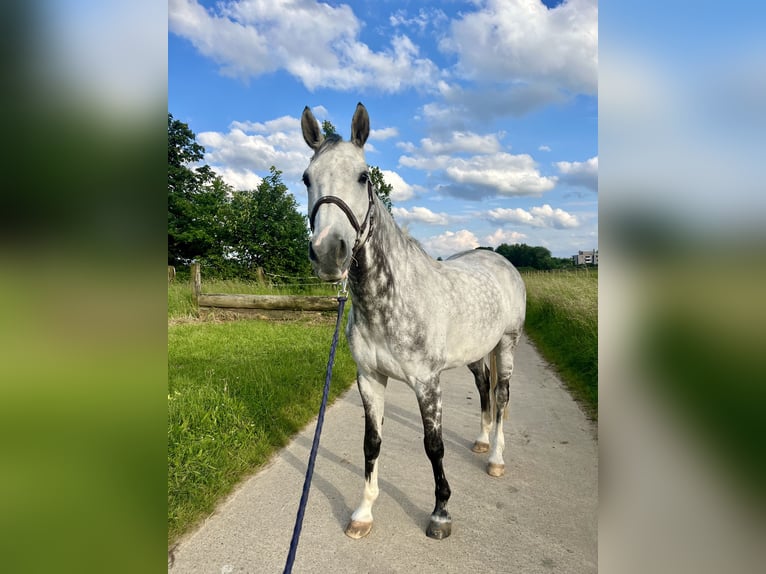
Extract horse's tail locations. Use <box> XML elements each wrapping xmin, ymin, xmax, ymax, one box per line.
<box><xmin>489</xmin><ymin>349</ymin><xmax>509</xmax><ymax>421</ymax></box>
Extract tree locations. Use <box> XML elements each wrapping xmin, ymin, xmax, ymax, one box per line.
<box><xmin>495</xmin><ymin>243</ymin><xmax>555</xmax><ymax>270</ymax></box>
<box><xmin>368</xmin><ymin>165</ymin><xmax>393</xmax><ymax>213</ymax></box>
<box><xmin>168</xmin><ymin>113</ymin><xmax>229</xmax><ymax>266</ymax></box>
<box><xmin>321</xmin><ymin>120</ymin><xmax>337</xmax><ymax>138</ymax></box>
<box><xmin>220</xmin><ymin>167</ymin><xmax>311</xmax><ymax>279</ymax></box>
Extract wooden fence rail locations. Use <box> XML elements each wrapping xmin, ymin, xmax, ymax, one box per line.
<box><xmin>197</xmin><ymin>293</ymin><xmax>339</xmax><ymax>312</ymax></box>
<box><xmin>182</xmin><ymin>263</ymin><xmax>339</xmax><ymax>315</ymax></box>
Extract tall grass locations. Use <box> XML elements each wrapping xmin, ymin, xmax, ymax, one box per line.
<box><xmin>522</xmin><ymin>269</ymin><xmax>598</xmax><ymax>419</ymax></box>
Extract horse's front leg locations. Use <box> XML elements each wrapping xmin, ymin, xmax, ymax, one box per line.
<box><xmin>346</xmin><ymin>370</ymin><xmax>387</xmax><ymax>539</ymax></box>
<box><xmin>415</xmin><ymin>376</ymin><xmax>452</xmax><ymax>539</ymax></box>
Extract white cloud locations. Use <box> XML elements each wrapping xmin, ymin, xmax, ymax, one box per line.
<box><xmin>418</xmin><ymin>131</ymin><xmax>504</xmax><ymax>155</ymax></box>
<box><xmin>487</xmin><ymin>204</ymin><xmax>580</xmax><ymax>228</ymax></box>
<box><xmin>539</xmin><ymin>145</ymin><xmax>552</xmax><ymax>152</ymax></box>
<box><xmin>422</xmin><ymin>229</ymin><xmax>480</xmax><ymax>257</ymax></box>
<box><xmin>444</xmin><ymin>153</ymin><xmax>557</xmax><ymax>196</ymax></box>
<box><xmin>399</xmin><ymin>135</ymin><xmax>555</xmax><ymax>199</ymax></box>
<box><xmin>196</xmin><ymin>115</ymin><xmax>312</xmax><ymax>190</ymax></box>
<box><xmin>381</xmin><ymin>170</ymin><xmax>415</xmax><ymax>202</ymax></box>
<box><xmin>555</xmin><ymin>156</ymin><xmax>598</xmax><ymax>191</ymax></box>
<box><xmin>484</xmin><ymin>228</ymin><xmax>527</xmax><ymax>247</ymax></box>
<box><xmin>369</xmin><ymin>127</ymin><xmax>399</xmax><ymax>141</ymax></box>
<box><xmin>389</xmin><ymin>7</ymin><xmax>448</xmax><ymax>32</ymax></box>
<box><xmin>392</xmin><ymin>206</ymin><xmax>450</xmax><ymax>225</ymax></box>
<box><xmin>440</xmin><ymin>0</ymin><xmax>597</xmax><ymax>95</ymax></box>
<box><xmin>214</xmin><ymin>167</ymin><xmax>262</xmax><ymax>191</ymax></box>
<box><xmin>169</xmin><ymin>0</ymin><xmax>438</xmax><ymax>92</ymax></box>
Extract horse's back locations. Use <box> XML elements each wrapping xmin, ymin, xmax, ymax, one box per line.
<box><xmin>442</xmin><ymin>249</ymin><xmax>526</xmax><ymax>333</ymax></box>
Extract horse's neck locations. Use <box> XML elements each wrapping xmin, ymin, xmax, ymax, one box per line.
<box><xmin>348</xmin><ymin>197</ymin><xmax>433</xmax><ymax>312</ymax></box>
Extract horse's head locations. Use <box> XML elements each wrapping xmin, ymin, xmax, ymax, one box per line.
<box><xmin>301</xmin><ymin>103</ymin><xmax>374</xmax><ymax>282</ymax></box>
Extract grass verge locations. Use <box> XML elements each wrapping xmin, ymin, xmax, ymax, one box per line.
<box><xmin>168</xmin><ymin>311</ymin><xmax>357</xmax><ymax>544</ymax></box>
<box><xmin>522</xmin><ymin>270</ymin><xmax>598</xmax><ymax>420</ymax></box>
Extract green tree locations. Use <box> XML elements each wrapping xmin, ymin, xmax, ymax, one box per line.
<box><xmin>220</xmin><ymin>167</ymin><xmax>311</xmax><ymax>279</ymax></box>
<box><xmin>321</xmin><ymin>120</ymin><xmax>337</xmax><ymax>138</ymax></box>
<box><xmin>495</xmin><ymin>243</ymin><xmax>556</xmax><ymax>270</ymax></box>
<box><xmin>168</xmin><ymin>113</ymin><xmax>229</xmax><ymax>265</ymax></box>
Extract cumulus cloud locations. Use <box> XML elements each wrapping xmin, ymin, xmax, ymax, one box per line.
<box><xmin>398</xmin><ymin>133</ymin><xmax>555</xmax><ymax>199</ymax></box>
<box><xmin>389</xmin><ymin>7</ymin><xmax>448</xmax><ymax>32</ymax></box>
<box><xmin>440</xmin><ymin>0</ymin><xmax>597</xmax><ymax>95</ymax></box>
<box><xmin>484</xmin><ymin>228</ymin><xmax>527</xmax><ymax>247</ymax></box>
<box><xmin>422</xmin><ymin>229</ymin><xmax>480</xmax><ymax>258</ymax></box>
<box><xmin>555</xmin><ymin>156</ymin><xmax>598</xmax><ymax>192</ymax></box>
<box><xmin>381</xmin><ymin>170</ymin><xmax>415</xmax><ymax>202</ymax></box>
<box><xmin>392</xmin><ymin>206</ymin><xmax>451</xmax><ymax>225</ymax></box>
<box><xmin>417</xmin><ymin>131</ymin><xmax>504</xmax><ymax>155</ymax></box>
<box><xmin>369</xmin><ymin>127</ymin><xmax>399</xmax><ymax>141</ymax></box>
<box><xmin>444</xmin><ymin>153</ymin><xmax>557</xmax><ymax>196</ymax></box>
<box><xmin>169</xmin><ymin>0</ymin><xmax>438</xmax><ymax>92</ymax></box>
<box><xmin>214</xmin><ymin>167</ymin><xmax>262</xmax><ymax>191</ymax></box>
<box><xmin>539</xmin><ymin>145</ymin><xmax>552</xmax><ymax>152</ymax></box>
<box><xmin>487</xmin><ymin>204</ymin><xmax>580</xmax><ymax>228</ymax></box>
<box><xmin>196</xmin><ymin>115</ymin><xmax>311</xmax><ymax>190</ymax></box>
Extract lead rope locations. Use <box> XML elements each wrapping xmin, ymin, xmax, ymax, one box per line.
<box><xmin>283</xmin><ymin>285</ymin><xmax>348</xmax><ymax>574</ymax></box>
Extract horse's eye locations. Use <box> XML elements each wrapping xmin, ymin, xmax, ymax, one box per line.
<box><xmin>358</xmin><ymin>172</ymin><xmax>369</xmax><ymax>185</ymax></box>
<box><xmin>302</xmin><ymin>172</ymin><xmax>310</xmax><ymax>187</ymax></box>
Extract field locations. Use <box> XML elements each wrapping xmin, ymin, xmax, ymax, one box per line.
<box><xmin>521</xmin><ymin>269</ymin><xmax>598</xmax><ymax>419</ymax></box>
<box><xmin>167</xmin><ymin>269</ymin><xmax>598</xmax><ymax>543</ymax></box>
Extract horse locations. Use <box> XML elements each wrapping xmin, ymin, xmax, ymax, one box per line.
<box><xmin>300</xmin><ymin>103</ymin><xmax>526</xmax><ymax>540</ymax></box>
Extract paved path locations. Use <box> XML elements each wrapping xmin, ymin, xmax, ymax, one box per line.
<box><xmin>169</xmin><ymin>335</ymin><xmax>597</xmax><ymax>573</ymax></box>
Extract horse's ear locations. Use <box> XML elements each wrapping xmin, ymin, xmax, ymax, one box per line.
<box><xmin>351</xmin><ymin>102</ymin><xmax>370</xmax><ymax>148</ymax></box>
<box><xmin>301</xmin><ymin>106</ymin><xmax>324</xmax><ymax>151</ymax></box>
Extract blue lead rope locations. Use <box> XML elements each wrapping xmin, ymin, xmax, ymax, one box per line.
<box><xmin>283</xmin><ymin>294</ymin><xmax>348</xmax><ymax>574</ymax></box>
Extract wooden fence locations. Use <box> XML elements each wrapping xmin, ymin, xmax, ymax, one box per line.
<box><xmin>188</xmin><ymin>263</ymin><xmax>339</xmax><ymax>316</ymax></box>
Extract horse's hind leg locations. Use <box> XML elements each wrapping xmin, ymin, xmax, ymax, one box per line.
<box><xmin>346</xmin><ymin>370</ymin><xmax>387</xmax><ymax>539</ymax></box>
<box><xmin>467</xmin><ymin>360</ymin><xmax>492</xmax><ymax>453</ymax></box>
<box><xmin>487</xmin><ymin>332</ymin><xmax>521</xmax><ymax>477</ymax></box>
<box><xmin>414</xmin><ymin>375</ymin><xmax>452</xmax><ymax>539</ymax></box>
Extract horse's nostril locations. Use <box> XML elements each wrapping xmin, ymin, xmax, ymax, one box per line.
<box><xmin>337</xmin><ymin>239</ymin><xmax>348</xmax><ymax>261</ymax></box>
<box><xmin>308</xmin><ymin>242</ymin><xmax>318</xmax><ymax>262</ymax></box>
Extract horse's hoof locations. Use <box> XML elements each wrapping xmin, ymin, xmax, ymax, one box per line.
<box><xmin>345</xmin><ymin>520</ymin><xmax>373</xmax><ymax>539</ymax></box>
<box><xmin>487</xmin><ymin>462</ymin><xmax>505</xmax><ymax>477</ymax></box>
<box><xmin>426</xmin><ymin>519</ymin><xmax>452</xmax><ymax>540</ymax></box>
<box><xmin>471</xmin><ymin>441</ymin><xmax>489</xmax><ymax>453</ymax></box>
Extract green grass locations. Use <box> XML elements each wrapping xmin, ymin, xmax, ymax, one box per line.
<box><xmin>522</xmin><ymin>269</ymin><xmax>598</xmax><ymax>419</ymax></box>
<box><xmin>168</xmin><ymin>303</ymin><xmax>356</xmax><ymax>544</ymax></box>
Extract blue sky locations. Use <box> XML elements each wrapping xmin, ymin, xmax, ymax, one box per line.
<box><xmin>169</xmin><ymin>0</ymin><xmax>597</xmax><ymax>259</ymax></box>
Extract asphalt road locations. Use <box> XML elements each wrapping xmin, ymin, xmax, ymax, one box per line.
<box><xmin>169</xmin><ymin>334</ymin><xmax>597</xmax><ymax>573</ymax></box>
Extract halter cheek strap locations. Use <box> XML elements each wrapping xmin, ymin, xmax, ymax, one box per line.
<box><xmin>309</xmin><ymin>180</ymin><xmax>375</xmax><ymax>256</ymax></box>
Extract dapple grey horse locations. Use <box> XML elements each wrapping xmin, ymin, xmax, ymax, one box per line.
<box><xmin>301</xmin><ymin>103</ymin><xmax>526</xmax><ymax>540</ymax></box>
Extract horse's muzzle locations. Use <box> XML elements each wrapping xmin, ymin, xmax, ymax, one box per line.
<box><xmin>309</xmin><ymin>232</ymin><xmax>350</xmax><ymax>281</ymax></box>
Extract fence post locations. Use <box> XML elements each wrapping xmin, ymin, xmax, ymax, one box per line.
<box><xmin>191</xmin><ymin>262</ymin><xmax>201</xmax><ymax>303</ymax></box>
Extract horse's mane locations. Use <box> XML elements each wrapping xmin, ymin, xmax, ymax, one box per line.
<box><xmin>314</xmin><ymin>133</ymin><xmax>344</xmax><ymax>157</ymax></box>
<box><xmin>378</xmin><ymin>199</ymin><xmax>439</xmax><ymax>264</ymax></box>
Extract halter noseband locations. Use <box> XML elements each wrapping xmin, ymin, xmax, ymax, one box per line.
<box><xmin>309</xmin><ymin>179</ymin><xmax>375</xmax><ymax>256</ymax></box>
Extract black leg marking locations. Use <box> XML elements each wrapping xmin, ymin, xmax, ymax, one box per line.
<box><xmin>495</xmin><ymin>377</ymin><xmax>510</xmax><ymax>424</ymax></box>
<box><xmin>416</xmin><ymin>381</ymin><xmax>452</xmax><ymax>539</ymax></box>
<box><xmin>468</xmin><ymin>361</ymin><xmax>491</xmax><ymax>414</ymax></box>
<box><xmin>363</xmin><ymin>407</ymin><xmax>381</xmax><ymax>481</ymax></box>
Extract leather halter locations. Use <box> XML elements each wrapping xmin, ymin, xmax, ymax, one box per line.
<box><xmin>309</xmin><ymin>179</ymin><xmax>375</xmax><ymax>256</ymax></box>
